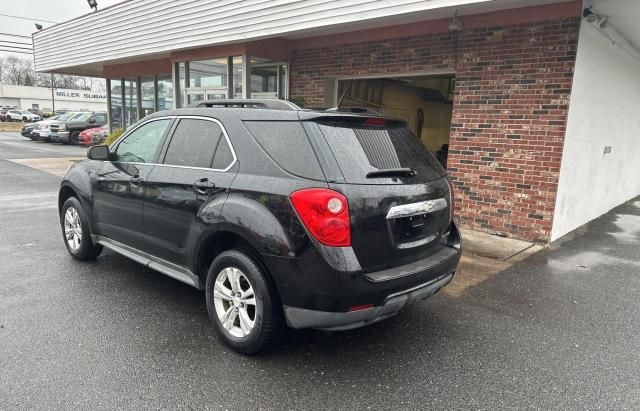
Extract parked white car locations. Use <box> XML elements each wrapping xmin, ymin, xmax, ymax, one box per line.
<box><xmin>6</xmin><ymin>110</ymin><xmax>41</xmax><ymax>122</ymax></box>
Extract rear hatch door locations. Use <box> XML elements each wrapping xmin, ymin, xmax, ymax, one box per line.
<box><xmin>305</xmin><ymin>116</ymin><xmax>453</xmax><ymax>273</ymax></box>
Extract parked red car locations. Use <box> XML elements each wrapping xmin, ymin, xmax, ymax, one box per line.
<box><xmin>77</xmin><ymin>125</ymin><xmax>109</xmax><ymax>146</ymax></box>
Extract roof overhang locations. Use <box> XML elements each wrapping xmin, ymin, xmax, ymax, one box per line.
<box><xmin>585</xmin><ymin>0</ymin><xmax>640</xmax><ymax>60</ymax></box>
<box><xmin>33</xmin><ymin>0</ymin><xmax>578</xmax><ymax>77</ymax></box>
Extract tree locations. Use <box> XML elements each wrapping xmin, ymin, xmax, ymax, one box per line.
<box><xmin>0</xmin><ymin>55</ymin><xmax>105</xmax><ymax>92</ymax></box>
<box><xmin>3</xmin><ymin>55</ymin><xmax>33</xmax><ymax>86</ymax></box>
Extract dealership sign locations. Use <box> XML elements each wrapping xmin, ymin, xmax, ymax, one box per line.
<box><xmin>56</xmin><ymin>91</ymin><xmax>107</xmax><ymax>101</ymax></box>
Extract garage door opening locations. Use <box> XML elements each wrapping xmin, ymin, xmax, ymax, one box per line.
<box><xmin>336</xmin><ymin>75</ymin><xmax>454</xmax><ymax>168</ymax></box>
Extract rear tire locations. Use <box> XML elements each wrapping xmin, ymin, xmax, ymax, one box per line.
<box><xmin>205</xmin><ymin>249</ymin><xmax>283</xmax><ymax>354</ymax></box>
<box><xmin>60</xmin><ymin>197</ymin><xmax>103</xmax><ymax>260</ymax></box>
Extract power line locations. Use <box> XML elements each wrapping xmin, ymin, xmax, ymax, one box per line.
<box><xmin>0</xmin><ymin>12</ymin><xmax>58</xmax><ymax>24</ymax></box>
<box><xmin>0</xmin><ymin>39</ymin><xmax>32</xmax><ymax>46</ymax></box>
<box><xmin>0</xmin><ymin>32</ymin><xmax>31</xmax><ymax>39</ymax></box>
<box><xmin>0</xmin><ymin>44</ymin><xmax>33</xmax><ymax>51</ymax></box>
<box><xmin>0</xmin><ymin>48</ymin><xmax>33</xmax><ymax>55</ymax></box>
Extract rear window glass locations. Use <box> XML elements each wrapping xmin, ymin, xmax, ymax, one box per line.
<box><xmin>316</xmin><ymin>120</ymin><xmax>445</xmax><ymax>184</ymax></box>
<box><xmin>244</xmin><ymin>121</ymin><xmax>324</xmax><ymax>181</ymax></box>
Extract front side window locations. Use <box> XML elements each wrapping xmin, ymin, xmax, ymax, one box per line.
<box><xmin>114</xmin><ymin>119</ymin><xmax>170</xmax><ymax>163</ymax></box>
<box><xmin>163</xmin><ymin>119</ymin><xmax>224</xmax><ymax>169</ymax></box>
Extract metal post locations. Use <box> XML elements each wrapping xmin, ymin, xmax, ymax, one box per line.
<box><xmin>50</xmin><ymin>73</ymin><xmax>55</xmax><ymax>112</ymax></box>
<box><xmin>120</xmin><ymin>79</ymin><xmax>125</xmax><ymax>129</ymax></box>
<box><xmin>153</xmin><ymin>75</ymin><xmax>159</xmax><ymax>112</ymax></box>
<box><xmin>106</xmin><ymin>78</ymin><xmax>112</xmax><ymax>132</ymax></box>
<box><xmin>136</xmin><ymin>77</ymin><xmax>142</xmax><ymax>120</ymax></box>
<box><xmin>242</xmin><ymin>54</ymin><xmax>251</xmax><ymax>99</ymax></box>
<box><xmin>226</xmin><ymin>56</ymin><xmax>233</xmax><ymax>99</ymax></box>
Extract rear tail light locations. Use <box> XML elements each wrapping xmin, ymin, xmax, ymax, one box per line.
<box><xmin>363</xmin><ymin>118</ymin><xmax>385</xmax><ymax>127</ymax></box>
<box><xmin>348</xmin><ymin>303</ymin><xmax>374</xmax><ymax>312</ymax></box>
<box><xmin>290</xmin><ymin>188</ymin><xmax>351</xmax><ymax>247</ymax></box>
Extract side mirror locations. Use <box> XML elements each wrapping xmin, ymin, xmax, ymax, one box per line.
<box><xmin>88</xmin><ymin>118</ymin><xmax>96</xmax><ymax>124</ymax></box>
<box><xmin>87</xmin><ymin>145</ymin><xmax>110</xmax><ymax>161</ymax></box>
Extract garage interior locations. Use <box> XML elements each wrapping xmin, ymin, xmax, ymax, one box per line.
<box><xmin>336</xmin><ymin>75</ymin><xmax>455</xmax><ymax>168</ymax></box>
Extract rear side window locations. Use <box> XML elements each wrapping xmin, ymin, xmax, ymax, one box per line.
<box><xmin>316</xmin><ymin>120</ymin><xmax>445</xmax><ymax>184</ymax></box>
<box><xmin>212</xmin><ymin>138</ymin><xmax>234</xmax><ymax>170</ymax></box>
<box><xmin>243</xmin><ymin>121</ymin><xmax>324</xmax><ymax>180</ymax></box>
<box><xmin>163</xmin><ymin>119</ymin><xmax>224</xmax><ymax>168</ymax></box>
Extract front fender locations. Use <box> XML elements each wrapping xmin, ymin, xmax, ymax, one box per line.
<box><xmin>60</xmin><ymin>160</ymin><xmax>101</xmax><ymax>233</ymax></box>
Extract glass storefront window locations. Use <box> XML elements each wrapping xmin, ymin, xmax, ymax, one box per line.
<box><xmin>106</xmin><ymin>57</ymin><xmax>288</xmax><ymax>131</ymax></box>
<box><xmin>124</xmin><ymin>78</ymin><xmax>138</xmax><ymax>127</ymax></box>
<box><xmin>189</xmin><ymin>58</ymin><xmax>227</xmax><ymax>88</ymax></box>
<box><xmin>110</xmin><ymin>79</ymin><xmax>123</xmax><ymax>129</ymax></box>
<box><xmin>157</xmin><ymin>75</ymin><xmax>173</xmax><ymax>111</ymax></box>
<box><xmin>232</xmin><ymin>56</ymin><xmax>243</xmax><ymax>99</ymax></box>
<box><xmin>251</xmin><ymin>63</ymin><xmax>287</xmax><ymax>99</ymax></box>
<box><xmin>141</xmin><ymin>76</ymin><xmax>155</xmax><ymax>118</ymax></box>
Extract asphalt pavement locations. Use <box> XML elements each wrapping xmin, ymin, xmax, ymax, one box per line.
<box><xmin>1</xmin><ymin>132</ymin><xmax>639</xmax><ymax>409</ymax></box>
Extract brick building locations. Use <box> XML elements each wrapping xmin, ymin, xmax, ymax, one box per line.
<box><xmin>32</xmin><ymin>0</ymin><xmax>640</xmax><ymax>242</ymax></box>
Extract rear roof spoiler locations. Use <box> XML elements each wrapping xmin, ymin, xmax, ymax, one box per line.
<box><xmin>323</xmin><ymin>106</ymin><xmax>382</xmax><ymax>116</ymax></box>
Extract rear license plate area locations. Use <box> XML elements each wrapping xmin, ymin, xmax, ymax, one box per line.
<box><xmin>389</xmin><ymin>213</ymin><xmax>438</xmax><ymax>249</ymax></box>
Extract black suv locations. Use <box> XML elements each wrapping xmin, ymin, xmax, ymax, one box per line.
<box><xmin>51</xmin><ymin>111</ymin><xmax>108</xmax><ymax>144</ymax></box>
<box><xmin>58</xmin><ymin>100</ymin><xmax>461</xmax><ymax>353</ymax></box>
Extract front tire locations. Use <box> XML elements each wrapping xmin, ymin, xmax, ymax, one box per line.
<box><xmin>69</xmin><ymin>131</ymin><xmax>80</xmax><ymax>145</ymax></box>
<box><xmin>60</xmin><ymin>197</ymin><xmax>102</xmax><ymax>260</ymax></box>
<box><xmin>205</xmin><ymin>250</ymin><xmax>283</xmax><ymax>354</ymax></box>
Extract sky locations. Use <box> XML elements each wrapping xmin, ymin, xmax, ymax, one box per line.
<box><xmin>0</xmin><ymin>0</ymin><xmax>123</xmax><ymax>59</ymax></box>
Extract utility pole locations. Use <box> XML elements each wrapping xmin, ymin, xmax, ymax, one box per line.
<box><xmin>50</xmin><ymin>73</ymin><xmax>55</xmax><ymax>112</ymax></box>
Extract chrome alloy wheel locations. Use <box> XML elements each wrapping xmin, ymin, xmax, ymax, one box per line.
<box><xmin>213</xmin><ymin>267</ymin><xmax>258</xmax><ymax>338</ymax></box>
<box><xmin>64</xmin><ymin>207</ymin><xmax>82</xmax><ymax>252</ymax></box>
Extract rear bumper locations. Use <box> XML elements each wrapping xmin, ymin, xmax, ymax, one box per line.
<box><xmin>264</xmin><ymin>223</ymin><xmax>462</xmax><ymax>330</ymax></box>
<box><xmin>285</xmin><ymin>272</ymin><xmax>453</xmax><ymax>330</ymax></box>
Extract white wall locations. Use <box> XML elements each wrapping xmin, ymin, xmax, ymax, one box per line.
<box><xmin>0</xmin><ymin>85</ymin><xmax>107</xmax><ymax>112</ymax></box>
<box><xmin>32</xmin><ymin>0</ymin><xmax>566</xmax><ymax>73</ymax></box>
<box><xmin>551</xmin><ymin>22</ymin><xmax>640</xmax><ymax>241</ymax></box>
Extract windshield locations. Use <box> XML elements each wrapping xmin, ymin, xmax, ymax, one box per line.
<box><xmin>56</xmin><ymin>113</ymin><xmax>75</xmax><ymax>121</ymax></box>
<box><xmin>73</xmin><ymin>113</ymin><xmax>92</xmax><ymax>121</ymax></box>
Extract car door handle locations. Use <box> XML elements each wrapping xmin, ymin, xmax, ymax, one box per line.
<box><xmin>193</xmin><ymin>178</ymin><xmax>215</xmax><ymax>193</ymax></box>
<box><xmin>130</xmin><ymin>176</ymin><xmax>144</xmax><ymax>186</ymax></box>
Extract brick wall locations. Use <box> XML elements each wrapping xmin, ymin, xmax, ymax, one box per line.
<box><xmin>290</xmin><ymin>17</ymin><xmax>580</xmax><ymax>242</ymax></box>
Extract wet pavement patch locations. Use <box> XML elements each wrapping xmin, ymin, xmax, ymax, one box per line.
<box><xmin>9</xmin><ymin>157</ymin><xmax>83</xmax><ymax>177</ymax></box>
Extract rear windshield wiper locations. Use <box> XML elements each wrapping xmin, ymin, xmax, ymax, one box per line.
<box><xmin>366</xmin><ymin>168</ymin><xmax>417</xmax><ymax>179</ymax></box>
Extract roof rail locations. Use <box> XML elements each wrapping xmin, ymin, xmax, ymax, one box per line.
<box><xmin>189</xmin><ymin>99</ymin><xmax>301</xmax><ymax>111</ymax></box>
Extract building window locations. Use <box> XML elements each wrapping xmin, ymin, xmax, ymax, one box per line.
<box><xmin>184</xmin><ymin>58</ymin><xmax>229</xmax><ymax>104</ymax></box>
<box><xmin>157</xmin><ymin>75</ymin><xmax>173</xmax><ymax>110</ymax></box>
<box><xmin>176</xmin><ymin>62</ymin><xmax>186</xmax><ymax>109</ymax></box>
<box><xmin>110</xmin><ymin>79</ymin><xmax>123</xmax><ymax>129</ymax></box>
<box><xmin>173</xmin><ymin>56</ymin><xmax>288</xmax><ymax>104</ymax></box>
<box><xmin>189</xmin><ymin>58</ymin><xmax>227</xmax><ymax>88</ymax></box>
<box><xmin>141</xmin><ymin>76</ymin><xmax>155</xmax><ymax>118</ymax></box>
<box><xmin>124</xmin><ymin>78</ymin><xmax>138</xmax><ymax>127</ymax></box>
<box><xmin>250</xmin><ymin>61</ymin><xmax>288</xmax><ymax>99</ymax></box>
<box><xmin>232</xmin><ymin>56</ymin><xmax>243</xmax><ymax>99</ymax></box>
